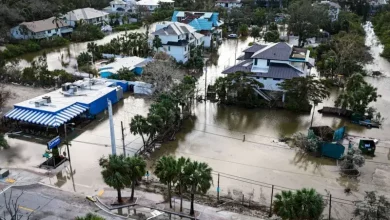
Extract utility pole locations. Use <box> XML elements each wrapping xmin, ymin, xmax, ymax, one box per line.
<box><xmin>108</xmin><ymin>99</ymin><xmax>116</xmax><ymax>155</ymax></box>
<box><xmin>121</xmin><ymin>121</ymin><xmax>126</xmax><ymax>156</ymax></box>
<box><xmin>217</xmin><ymin>173</ymin><xmax>220</xmax><ymax>202</ymax></box>
<box><xmin>328</xmin><ymin>194</ymin><xmax>332</xmax><ymax>220</ymax></box>
<box><xmin>269</xmin><ymin>185</ymin><xmax>274</xmax><ymax>217</ymax></box>
<box><xmin>64</xmin><ymin>123</ymin><xmax>72</xmax><ymax>162</ymax></box>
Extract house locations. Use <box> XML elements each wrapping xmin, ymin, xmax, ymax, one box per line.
<box><xmin>256</xmin><ymin>0</ymin><xmax>284</xmax><ymax>8</ymax></box>
<box><xmin>109</xmin><ymin>0</ymin><xmax>128</xmax><ymax>12</ymax></box>
<box><xmin>136</xmin><ymin>0</ymin><xmax>174</xmax><ymax>12</ymax></box>
<box><xmin>215</xmin><ymin>0</ymin><xmax>242</xmax><ymax>9</ymax></box>
<box><xmin>222</xmin><ymin>42</ymin><xmax>315</xmax><ymax>101</ymax></box>
<box><xmin>63</xmin><ymin>8</ymin><xmax>109</xmax><ymax>27</ymax></box>
<box><xmin>319</xmin><ymin>1</ymin><xmax>341</xmax><ymax>21</ymax></box>
<box><xmin>11</xmin><ymin>17</ymin><xmax>73</xmax><ymax>40</ymax></box>
<box><xmin>151</xmin><ymin>21</ymin><xmax>204</xmax><ymax>63</ymax></box>
<box><xmin>172</xmin><ymin>11</ymin><xmax>223</xmax><ymax>48</ymax></box>
<box><xmin>98</xmin><ymin>56</ymin><xmax>152</xmax><ymax>78</ymax></box>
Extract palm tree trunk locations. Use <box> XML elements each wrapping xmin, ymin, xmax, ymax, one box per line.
<box><xmin>131</xmin><ymin>180</ymin><xmax>135</xmax><ymax>201</ymax></box>
<box><xmin>117</xmin><ymin>188</ymin><xmax>122</xmax><ymax>203</ymax></box>
<box><xmin>179</xmin><ymin>181</ymin><xmax>183</xmax><ymax>212</ymax></box>
<box><xmin>168</xmin><ymin>182</ymin><xmax>172</xmax><ymax>208</ymax></box>
<box><xmin>190</xmin><ymin>193</ymin><xmax>195</xmax><ymax>215</ymax></box>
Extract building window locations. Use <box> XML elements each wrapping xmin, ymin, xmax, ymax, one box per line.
<box><xmin>273</xmin><ymin>78</ymin><xmax>281</xmax><ymax>81</ymax></box>
<box><xmin>267</xmin><ymin>59</ymin><xmax>270</xmax><ymax>66</ymax></box>
<box><xmin>254</xmin><ymin>59</ymin><xmax>258</xmax><ymax>65</ymax></box>
<box><xmin>178</xmin><ymin>36</ymin><xmax>180</xmax><ymax>40</ymax></box>
<box><xmin>168</xmin><ymin>46</ymin><xmax>170</xmax><ymax>51</ymax></box>
<box><xmin>264</xmin><ymin>77</ymin><xmax>268</xmax><ymax>80</ymax></box>
<box><xmin>256</xmin><ymin>76</ymin><xmax>260</xmax><ymax>79</ymax></box>
<box><xmin>48</xmin><ymin>30</ymin><xmax>52</xmax><ymax>33</ymax></box>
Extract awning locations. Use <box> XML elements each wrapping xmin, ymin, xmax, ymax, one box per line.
<box><xmin>4</xmin><ymin>103</ymin><xmax>88</xmax><ymax>127</ymax></box>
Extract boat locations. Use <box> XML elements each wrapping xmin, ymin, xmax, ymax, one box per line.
<box><xmin>228</xmin><ymin>33</ymin><xmax>238</xmax><ymax>38</ymax></box>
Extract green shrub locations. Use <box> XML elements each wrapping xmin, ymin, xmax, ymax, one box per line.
<box><xmin>71</xmin><ymin>24</ymin><xmax>105</xmax><ymax>42</ymax></box>
<box><xmin>77</xmin><ymin>52</ymin><xmax>92</xmax><ymax>66</ymax></box>
<box><xmin>40</xmin><ymin>37</ymin><xmax>69</xmax><ymax>48</ymax></box>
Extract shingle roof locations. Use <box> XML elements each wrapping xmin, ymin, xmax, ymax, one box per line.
<box><xmin>222</xmin><ymin>59</ymin><xmax>253</xmax><ymax>74</ymax></box>
<box><xmin>251</xmin><ymin>42</ymin><xmax>292</xmax><ymax>60</ymax></box>
<box><xmin>152</xmin><ymin>22</ymin><xmax>196</xmax><ymax>36</ymax></box>
<box><xmin>20</xmin><ymin>17</ymin><xmax>70</xmax><ymax>33</ymax></box>
<box><xmin>243</xmin><ymin>44</ymin><xmax>267</xmax><ymax>53</ymax></box>
<box><xmin>64</xmin><ymin>8</ymin><xmax>108</xmax><ymax>21</ymax></box>
<box><xmin>254</xmin><ymin>63</ymin><xmax>302</xmax><ymax>79</ymax></box>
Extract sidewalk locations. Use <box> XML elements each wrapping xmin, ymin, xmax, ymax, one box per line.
<box><xmin>99</xmin><ymin>189</ymin><xmax>266</xmax><ymax>220</ymax></box>
<box><xmin>2</xmin><ymin>169</ymin><xmax>267</xmax><ymax>219</ymax></box>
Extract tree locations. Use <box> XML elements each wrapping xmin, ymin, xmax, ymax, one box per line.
<box><xmin>0</xmin><ymin>190</ymin><xmax>36</xmax><ymax>220</ymax></box>
<box><xmin>99</xmin><ymin>155</ymin><xmax>130</xmax><ymax>203</ymax></box>
<box><xmin>273</xmin><ymin>188</ymin><xmax>324</xmax><ymax>220</ymax></box>
<box><xmin>125</xmin><ymin>156</ymin><xmax>146</xmax><ymax>202</ymax></box>
<box><xmin>183</xmin><ymin>161</ymin><xmax>213</xmax><ymax>215</ymax></box>
<box><xmin>238</xmin><ymin>24</ymin><xmax>249</xmax><ymax>37</ymax></box>
<box><xmin>354</xmin><ymin>191</ymin><xmax>390</xmax><ymax>220</ymax></box>
<box><xmin>152</xmin><ymin>35</ymin><xmax>162</xmax><ymax>52</ymax></box>
<box><xmin>335</xmin><ymin>73</ymin><xmax>380</xmax><ymax>115</ymax></box>
<box><xmin>288</xmin><ymin>0</ymin><xmax>329</xmax><ymax>47</ymax></box>
<box><xmin>155</xmin><ymin>155</ymin><xmax>177</xmax><ymax>208</ymax></box>
<box><xmin>176</xmin><ymin>157</ymin><xmax>191</xmax><ymax>212</ymax></box>
<box><xmin>278</xmin><ymin>76</ymin><xmax>330</xmax><ymax>112</ymax></box>
<box><xmin>250</xmin><ymin>27</ymin><xmax>261</xmax><ymax>42</ymax></box>
<box><xmin>264</xmin><ymin>31</ymin><xmax>280</xmax><ymax>43</ymax></box>
<box><xmin>75</xmin><ymin>213</ymin><xmax>105</xmax><ymax>220</ymax></box>
<box><xmin>108</xmin><ymin>67</ymin><xmax>137</xmax><ymax>81</ymax></box>
<box><xmin>130</xmin><ymin>115</ymin><xmax>149</xmax><ymax>147</ymax></box>
<box><xmin>76</xmin><ymin>52</ymin><xmax>92</xmax><ymax>67</ymax></box>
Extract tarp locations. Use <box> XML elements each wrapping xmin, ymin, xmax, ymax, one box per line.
<box><xmin>333</xmin><ymin>126</ymin><xmax>345</xmax><ymax>141</ymax></box>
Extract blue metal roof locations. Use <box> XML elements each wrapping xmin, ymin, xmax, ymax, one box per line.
<box><xmin>4</xmin><ymin>103</ymin><xmax>88</xmax><ymax>127</ymax></box>
<box><xmin>172</xmin><ymin>11</ymin><xmax>220</xmax><ymax>31</ymax></box>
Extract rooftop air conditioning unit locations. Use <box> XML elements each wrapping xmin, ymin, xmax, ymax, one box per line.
<box><xmin>42</xmin><ymin>96</ymin><xmax>51</xmax><ymax>103</ymax></box>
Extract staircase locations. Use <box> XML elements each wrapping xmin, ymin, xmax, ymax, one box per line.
<box><xmin>253</xmin><ymin>87</ymin><xmax>272</xmax><ymax>102</ymax></box>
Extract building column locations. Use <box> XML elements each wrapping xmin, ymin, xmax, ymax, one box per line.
<box><xmin>282</xmin><ymin>92</ymin><xmax>286</xmax><ymax>103</ymax></box>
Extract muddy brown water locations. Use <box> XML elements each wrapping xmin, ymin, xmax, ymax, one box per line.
<box><xmin>2</xmin><ymin>22</ymin><xmax>390</xmax><ymax>219</ymax></box>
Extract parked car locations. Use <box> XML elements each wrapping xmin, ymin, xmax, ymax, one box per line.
<box><xmin>228</xmin><ymin>33</ymin><xmax>238</xmax><ymax>38</ymax></box>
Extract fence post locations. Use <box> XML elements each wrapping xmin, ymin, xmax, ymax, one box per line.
<box><xmin>329</xmin><ymin>194</ymin><xmax>332</xmax><ymax>220</ymax></box>
<box><xmin>269</xmin><ymin>185</ymin><xmax>274</xmax><ymax>217</ymax></box>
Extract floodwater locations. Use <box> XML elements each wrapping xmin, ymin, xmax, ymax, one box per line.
<box><xmin>2</xmin><ymin>22</ymin><xmax>390</xmax><ymax>219</ymax></box>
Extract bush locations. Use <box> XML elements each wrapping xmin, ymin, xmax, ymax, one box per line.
<box><xmin>2</xmin><ymin>41</ymin><xmax>41</xmax><ymax>58</ymax></box>
<box><xmin>113</xmin><ymin>22</ymin><xmax>142</xmax><ymax>32</ymax></box>
<box><xmin>264</xmin><ymin>31</ymin><xmax>280</xmax><ymax>42</ymax></box>
<box><xmin>238</xmin><ymin>24</ymin><xmax>249</xmax><ymax>37</ymax></box>
<box><xmin>77</xmin><ymin>52</ymin><xmax>92</xmax><ymax>67</ymax></box>
<box><xmin>40</xmin><ymin>37</ymin><xmax>69</xmax><ymax>48</ymax></box>
<box><xmin>71</xmin><ymin>24</ymin><xmax>105</xmax><ymax>42</ymax></box>
<box><xmin>108</xmin><ymin>67</ymin><xmax>138</xmax><ymax>81</ymax></box>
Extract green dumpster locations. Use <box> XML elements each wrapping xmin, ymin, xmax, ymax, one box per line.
<box><xmin>358</xmin><ymin>139</ymin><xmax>376</xmax><ymax>155</ymax></box>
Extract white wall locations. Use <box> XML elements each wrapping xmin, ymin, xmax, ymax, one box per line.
<box><xmin>252</xmin><ymin>77</ymin><xmax>284</xmax><ymax>91</ymax></box>
<box><xmin>162</xmin><ymin>45</ymin><xmax>189</xmax><ymax>63</ymax></box>
<box><xmin>203</xmin><ymin>35</ymin><xmax>211</xmax><ymax>47</ymax></box>
<box><xmin>10</xmin><ymin>25</ymin><xmax>72</xmax><ymax>40</ymax></box>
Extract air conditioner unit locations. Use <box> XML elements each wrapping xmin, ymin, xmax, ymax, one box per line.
<box><xmin>42</xmin><ymin>96</ymin><xmax>51</xmax><ymax>103</ymax></box>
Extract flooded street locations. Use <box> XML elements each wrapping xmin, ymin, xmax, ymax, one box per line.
<box><xmin>2</xmin><ymin>22</ymin><xmax>390</xmax><ymax>219</ymax></box>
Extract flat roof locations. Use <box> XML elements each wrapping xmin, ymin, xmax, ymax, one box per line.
<box><xmin>98</xmin><ymin>57</ymin><xmax>148</xmax><ymax>74</ymax></box>
<box><xmin>14</xmin><ymin>79</ymin><xmax>116</xmax><ymax>113</ymax></box>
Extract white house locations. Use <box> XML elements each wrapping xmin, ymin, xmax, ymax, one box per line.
<box><xmin>98</xmin><ymin>56</ymin><xmax>152</xmax><ymax>78</ymax></box>
<box><xmin>151</xmin><ymin>21</ymin><xmax>204</xmax><ymax>63</ymax></box>
<box><xmin>63</xmin><ymin>8</ymin><xmax>109</xmax><ymax>27</ymax></box>
<box><xmin>319</xmin><ymin>1</ymin><xmax>341</xmax><ymax>21</ymax></box>
<box><xmin>110</xmin><ymin>0</ymin><xmax>127</xmax><ymax>12</ymax></box>
<box><xmin>136</xmin><ymin>0</ymin><xmax>174</xmax><ymax>12</ymax></box>
<box><xmin>11</xmin><ymin>17</ymin><xmax>73</xmax><ymax>40</ymax></box>
<box><xmin>215</xmin><ymin>0</ymin><xmax>242</xmax><ymax>9</ymax></box>
<box><xmin>222</xmin><ymin>42</ymin><xmax>315</xmax><ymax>101</ymax></box>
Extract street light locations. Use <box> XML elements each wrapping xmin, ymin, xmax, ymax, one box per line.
<box><xmin>64</xmin><ymin>122</ymin><xmax>75</xmax><ymax>162</ymax></box>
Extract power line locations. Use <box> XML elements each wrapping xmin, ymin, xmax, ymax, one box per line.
<box><xmin>175</xmin><ymin>150</ymin><xmax>390</xmax><ymax>191</ymax></box>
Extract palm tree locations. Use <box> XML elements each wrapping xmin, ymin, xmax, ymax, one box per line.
<box><xmin>130</xmin><ymin>115</ymin><xmax>149</xmax><ymax>148</ymax></box>
<box><xmin>76</xmin><ymin>213</ymin><xmax>105</xmax><ymax>220</ymax></box>
<box><xmin>125</xmin><ymin>156</ymin><xmax>146</xmax><ymax>202</ymax></box>
<box><xmin>176</xmin><ymin>157</ymin><xmax>190</xmax><ymax>212</ymax></box>
<box><xmin>99</xmin><ymin>155</ymin><xmax>130</xmax><ymax>203</ymax></box>
<box><xmin>153</xmin><ymin>35</ymin><xmax>162</xmax><ymax>53</ymax></box>
<box><xmin>273</xmin><ymin>188</ymin><xmax>324</xmax><ymax>220</ymax></box>
<box><xmin>183</xmin><ymin>161</ymin><xmax>213</xmax><ymax>215</ymax></box>
<box><xmin>155</xmin><ymin>156</ymin><xmax>177</xmax><ymax>208</ymax></box>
